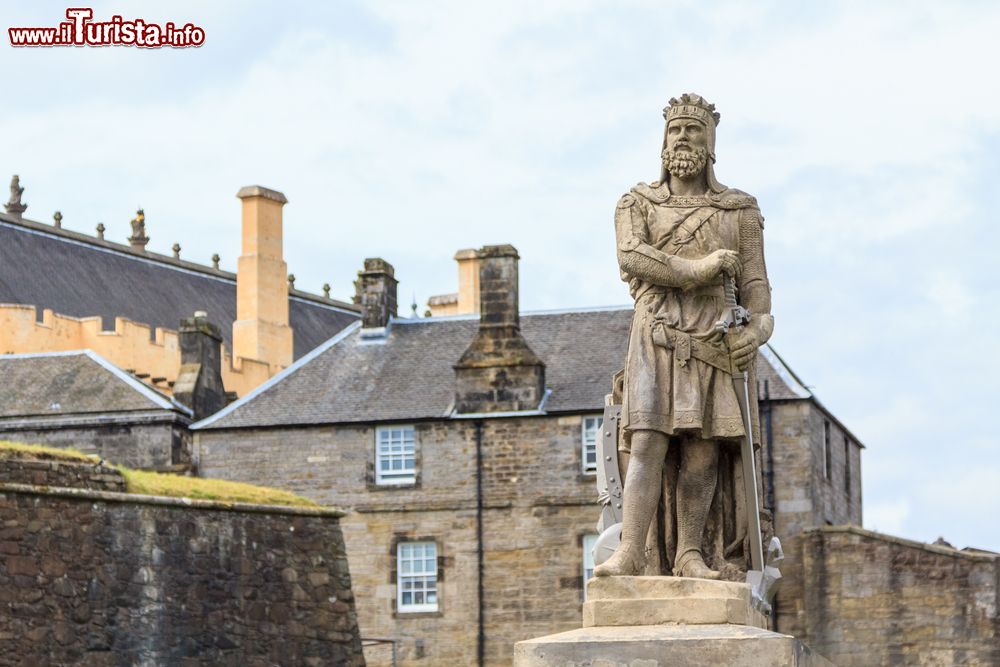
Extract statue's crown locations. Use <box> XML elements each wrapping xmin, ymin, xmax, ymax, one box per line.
<box><xmin>663</xmin><ymin>93</ymin><xmax>720</xmax><ymax>127</ymax></box>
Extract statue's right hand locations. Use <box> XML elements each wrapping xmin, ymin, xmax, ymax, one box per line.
<box><xmin>693</xmin><ymin>250</ymin><xmax>741</xmax><ymax>284</ymax></box>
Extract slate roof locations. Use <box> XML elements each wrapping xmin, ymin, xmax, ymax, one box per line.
<box><xmin>194</xmin><ymin>306</ymin><xmax>814</xmax><ymax>431</ymax></box>
<box><xmin>0</xmin><ymin>350</ymin><xmax>190</xmax><ymax>418</ymax></box>
<box><xmin>757</xmin><ymin>344</ymin><xmax>812</xmax><ymax>400</ymax></box>
<box><xmin>0</xmin><ymin>215</ymin><xmax>360</xmax><ymax>359</ymax></box>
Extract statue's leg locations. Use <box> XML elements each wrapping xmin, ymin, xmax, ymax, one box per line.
<box><xmin>594</xmin><ymin>429</ymin><xmax>667</xmax><ymax>577</ymax></box>
<box><xmin>673</xmin><ymin>437</ymin><xmax>721</xmax><ymax>580</ymax></box>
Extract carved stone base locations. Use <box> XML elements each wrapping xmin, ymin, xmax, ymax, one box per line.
<box><xmin>513</xmin><ymin>624</ymin><xmax>836</xmax><ymax>667</ymax></box>
<box><xmin>513</xmin><ymin>576</ymin><xmax>835</xmax><ymax>666</ymax></box>
<box><xmin>583</xmin><ymin>576</ymin><xmax>768</xmax><ymax>629</ymax></box>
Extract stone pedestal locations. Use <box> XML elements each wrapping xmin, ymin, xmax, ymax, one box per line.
<box><xmin>514</xmin><ymin>624</ymin><xmax>834</xmax><ymax>667</ymax></box>
<box><xmin>513</xmin><ymin>576</ymin><xmax>835</xmax><ymax>667</ymax></box>
<box><xmin>583</xmin><ymin>576</ymin><xmax>768</xmax><ymax>629</ymax></box>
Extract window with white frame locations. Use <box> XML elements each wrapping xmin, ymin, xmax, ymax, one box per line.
<box><xmin>376</xmin><ymin>425</ymin><xmax>416</xmax><ymax>485</ymax></box>
<box><xmin>397</xmin><ymin>541</ymin><xmax>438</xmax><ymax>612</ymax></box>
<box><xmin>582</xmin><ymin>534</ymin><xmax>598</xmax><ymax>599</ymax></box>
<box><xmin>581</xmin><ymin>416</ymin><xmax>603</xmax><ymax>474</ymax></box>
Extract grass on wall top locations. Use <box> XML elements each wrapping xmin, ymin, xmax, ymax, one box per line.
<box><xmin>0</xmin><ymin>440</ymin><xmax>317</xmax><ymax>508</ymax></box>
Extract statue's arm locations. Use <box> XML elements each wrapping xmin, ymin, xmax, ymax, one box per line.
<box><xmin>737</xmin><ymin>207</ymin><xmax>774</xmax><ymax>345</ymax></box>
<box><xmin>615</xmin><ymin>194</ymin><xmax>702</xmax><ymax>290</ymax></box>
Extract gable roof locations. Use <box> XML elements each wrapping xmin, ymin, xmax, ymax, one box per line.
<box><xmin>194</xmin><ymin>306</ymin><xmax>830</xmax><ymax>432</ymax></box>
<box><xmin>757</xmin><ymin>344</ymin><xmax>812</xmax><ymax>400</ymax></box>
<box><xmin>0</xmin><ymin>350</ymin><xmax>191</xmax><ymax>418</ymax></box>
<box><xmin>0</xmin><ymin>214</ymin><xmax>360</xmax><ymax>359</ymax></box>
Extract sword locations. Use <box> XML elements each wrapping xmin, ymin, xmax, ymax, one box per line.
<box><xmin>714</xmin><ymin>275</ymin><xmax>766</xmax><ymax>575</ymax></box>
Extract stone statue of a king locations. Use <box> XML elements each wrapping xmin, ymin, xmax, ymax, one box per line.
<box><xmin>595</xmin><ymin>93</ymin><xmax>773</xmax><ymax>581</ymax></box>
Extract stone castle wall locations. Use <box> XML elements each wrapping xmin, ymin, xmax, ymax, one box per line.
<box><xmin>0</xmin><ymin>304</ymin><xmax>272</xmax><ymax>398</ymax></box>
<box><xmin>0</xmin><ymin>459</ymin><xmax>365</xmax><ymax>666</ymax></box>
<box><xmin>801</xmin><ymin>526</ymin><xmax>999</xmax><ymax>666</ymax></box>
<box><xmin>0</xmin><ymin>458</ymin><xmax>125</xmax><ymax>492</ymax></box>
<box><xmin>196</xmin><ymin>414</ymin><xmax>603</xmax><ymax>666</ymax></box>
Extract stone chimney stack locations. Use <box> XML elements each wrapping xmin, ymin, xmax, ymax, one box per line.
<box><xmin>174</xmin><ymin>311</ymin><xmax>227</xmax><ymax>421</ymax></box>
<box><xmin>354</xmin><ymin>258</ymin><xmax>398</xmax><ymax>330</ymax></box>
<box><xmin>454</xmin><ymin>245</ymin><xmax>545</xmax><ymax>413</ymax></box>
<box><xmin>232</xmin><ymin>185</ymin><xmax>294</xmax><ymax>371</ymax></box>
<box><xmin>455</xmin><ymin>248</ymin><xmax>480</xmax><ymax>314</ymax></box>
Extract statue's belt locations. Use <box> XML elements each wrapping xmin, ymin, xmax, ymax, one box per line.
<box><xmin>650</xmin><ymin>320</ymin><xmax>733</xmax><ymax>374</ymax></box>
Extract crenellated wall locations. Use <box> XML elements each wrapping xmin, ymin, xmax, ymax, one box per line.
<box><xmin>0</xmin><ymin>304</ymin><xmax>272</xmax><ymax>399</ymax></box>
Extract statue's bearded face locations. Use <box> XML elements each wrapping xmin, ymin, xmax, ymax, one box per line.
<box><xmin>662</xmin><ymin>118</ymin><xmax>709</xmax><ymax>180</ymax></box>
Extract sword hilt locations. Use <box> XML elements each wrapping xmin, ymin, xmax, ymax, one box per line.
<box><xmin>714</xmin><ymin>275</ymin><xmax>750</xmax><ymax>335</ymax></box>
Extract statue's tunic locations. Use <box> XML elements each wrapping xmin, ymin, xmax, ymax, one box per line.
<box><xmin>616</xmin><ymin>182</ymin><xmax>767</xmax><ymax>446</ymax></box>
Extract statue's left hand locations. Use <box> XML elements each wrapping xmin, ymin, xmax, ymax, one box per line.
<box><xmin>728</xmin><ymin>328</ymin><xmax>759</xmax><ymax>372</ymax></box>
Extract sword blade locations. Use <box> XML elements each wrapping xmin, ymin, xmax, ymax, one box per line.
<box><xmin>734</xmin><ymin>370</ymin><xmax>765</xmax><ymax>572</ymax></box>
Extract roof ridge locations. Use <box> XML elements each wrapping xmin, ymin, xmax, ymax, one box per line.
<box><xmin>191</xmin><ymin>320</ymin><xmax>363</xmax><ymax>430</ymax></box>
<box><xmin>0</xmin><ymin>348</ymin><xmax>192</xmax><ymax>417</ymax></box>
<box><xmin>0</xmin><ymin>216</ymin><xmax>358</xmax><ymax>313</ymax></box>
<box><xmin>393</xmin><ymin>304</ymin><xmax>633</xmax><ymax>325</ymax></box>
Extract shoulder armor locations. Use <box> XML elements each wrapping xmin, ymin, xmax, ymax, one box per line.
<box><xmin>714</xmin><ymin>188</ymin><xmax>759</xmax><ymax>210</ymax></box>
<box><xmin>631</xmin><ymin>181</ymin><xmax>670</xmax><ymax>204</ymax></box>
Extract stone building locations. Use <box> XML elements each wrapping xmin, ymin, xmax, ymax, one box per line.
<box><xmin>0</xmin><ymin>178</ymin><xmax>359</xmax><ymax>399</ymax></box>
<box><xmin>189</xmin><ymin>244</ymin><xmax>967</xmax><ymax>665</ymax></box>
<box><xmin>0</xmin><ymin>349</ymin><xmax>193</xmax><ymax>470</ymax></box>
<box><xmin>0</xmin><ymin>308</ymin><xmax>243</xmax><ymax>470</ymax></box>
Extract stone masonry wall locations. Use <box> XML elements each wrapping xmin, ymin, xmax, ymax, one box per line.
<box><xmin>0</xmin><ymin>459</ymin><xmax>125</xmax><ymax>492</ymax></box>
<box><xmin>197</xmin><ymin>413</ymin><xmax>604</xmax><ymax>666</ymax></box>
<box><xmin>762</xmin><ymin>400</ymin><xmax>862</xmax><ymax>638</ymax></box>
<box><xmin>0</xmin><ymin>462</ymin><xmax>365</xmax><ymax>666</ymax></box>
<box><xmin>0</xmin><ymin>419</ymin><xmax>189</xmax><ymax>470</ymax></box>
<box><xmin>801</xmin><ymin>526</ymin><xmax>999</xmax><ymax>666</ymax></box>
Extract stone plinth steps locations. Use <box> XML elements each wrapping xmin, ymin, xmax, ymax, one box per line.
<box><xmin>513</xmin><ymin>576</ymin><xmax>835</xmax><ymax>667</ymax></box>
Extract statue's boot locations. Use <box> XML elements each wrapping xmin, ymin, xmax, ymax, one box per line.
<box><xmin>593</xmin><ymin>543</ymin><xmax>644</xmax><ymax>577</ymax></box>
<box><xmin>673</xmin><ymin>548</ymin><xmax>721</xmax><ymax>580</ymax></box>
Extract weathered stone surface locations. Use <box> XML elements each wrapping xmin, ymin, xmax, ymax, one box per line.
<box><xmin>198</xmin><ymin>416</ymin><xmax>600</xmax><ymax>666</ymax></box>
<box><xmin>354</xmin><ymin>258</ymin><xmax>398</xmax><ymax>330</ymax></box>
<box><xmin>0</xmin><ymin>466</ymin><xmax>364</xmax><ymax>666</ymax></box>
<box><xmin>800</xmin><ymin>526</ymin><xmax>999</xmax><ymax>667</ymax></box>
<box><xmin>513</xmin><ymin>624</ymin><xmax>834</xmax><ymax>667</ymax></box>
<box><xmin>761</xmin><ymin>399</ymin><xmax>862</xmax><ymax>638</ymax></box>
<box><xmin>454</xmin><ymin>245</ymin><xmax>545</xmax><ymax>413</ymax></box>
<box><xmin>583</xmin><ymin>576</ymin><xmax>767</xmax><ymax>629</ymax></box>
<box><xmin>173</xmin><ymin>311</ymin><xmax>227</xmax><ymax>421</ymax></box>
<box><xmin>0</xmin><ymin>459</ymin><xmax>125</xmax><ymax>492</ymax></box>
<box><xmin>597</xmin><ymin>93</ymin><xmax>773</xmax><ymax>581</ymax></box>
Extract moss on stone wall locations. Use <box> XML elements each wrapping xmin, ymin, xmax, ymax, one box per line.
<box><xmin>0</xmin><ymin>440</ymin><xmax>316</xmax><ymax>508</ymax></box>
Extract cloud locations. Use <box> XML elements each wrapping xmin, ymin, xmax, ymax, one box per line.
<box><xmin>3</xmin><ymin>0</ymin><xmax>1000</xmax><ymax>550</ymax></box>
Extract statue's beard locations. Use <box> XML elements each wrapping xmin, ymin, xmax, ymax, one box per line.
<box><xmin>662</xmin><ymin>146</ymin><xmax>708</xmax><ymax>180</ymax></box>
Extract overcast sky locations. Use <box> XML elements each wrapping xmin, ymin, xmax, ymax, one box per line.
<box><xmin>4</xmin><ymin>1</ymin><xmax>999</xmax><ymax>551</ymax></box>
